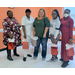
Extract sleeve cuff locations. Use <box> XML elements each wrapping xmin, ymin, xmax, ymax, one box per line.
<box><xmin>69</xmin><ymin>37</ymin><xmax>73</xmax><ymax>39</ymax></box>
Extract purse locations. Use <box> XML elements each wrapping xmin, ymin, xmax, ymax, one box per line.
<box><xmin>66</xmin><ymin>47</ymin><xmax>74</xmax><ymax>57</ymax></box>
<box><xmin>8</xmin><ymin>42</ymin><xmax>15</xmax><ymax>50</ymax></box>
<box><xmin>65</xmin><ymin>43</ymin><xmax>74</xmax><ymax>56</ymax></box>
<box><xmin>22</xmin><ymin>39</ymin><xmax>29</xmax><ymax>49</ymax></box>
<box><xmin>51</xmin><ymin>47</ymin><xmax>58</xmax><ymax>55</ymax></box>
<box><xmin>8</xmin><ymin>38</ymin><xmax>15</xmax><ymax>50</ymax></box>
<box><xmin>31</xmin><ymin>36</ymin><xmax>38</xmax><ymax>47</ymax></box>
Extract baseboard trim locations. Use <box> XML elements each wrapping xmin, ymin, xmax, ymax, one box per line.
<box><xmin>0</xmin><ymin>48</ymin><xmax>7</xmax><ymax>52</ymax></box>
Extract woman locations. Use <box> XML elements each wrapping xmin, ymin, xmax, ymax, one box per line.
<box><xmin>21</xmin><ymin>9</ymin><xmax>34</xmax><ymax>61</ymax></box>
<box><xmin>33</xmin><ymin>9</ymin><xmax>50</xmax><ymax>60</ymax></box>
<box><xmin>60</xmin><ymin>9</ymin><xmax>74</xmax><ymax>68</ymax></box>
<box><xmin>2</xmin><ymin>10</ymin><xmax>21</xmax><ymax>61</ymax></box>
<box><xmin>47</xmin><ymin>9</ymin><xmax>61</xmax><ymax>62</ymax></box>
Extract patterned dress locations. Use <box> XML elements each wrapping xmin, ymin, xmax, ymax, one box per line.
<box><xmin>2</xmin><ymin>17</ymin><xmax>21</xmax><ymax>47</ymax></box>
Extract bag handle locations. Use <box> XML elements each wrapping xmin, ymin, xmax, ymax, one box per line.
<box><xmin>22</xmin><ymin>38</ymin><xmax>27</xmax><ymax>42</ymax></box>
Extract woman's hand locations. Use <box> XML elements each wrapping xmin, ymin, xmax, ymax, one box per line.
<box><xmin>68</xmin><ymin>39</ymin><xmax>73</xmax><ymax>44</ymax></box>
<box><xmin>8</xmin><ymin>33</ymin><xmax>13</xmax><ymax>39</ymax></box>
<box><xmin>24</xmin><ymin>34</ymin><xmax>26</xmax><ymax>39</ymax></box>
<box><xmin>43</xmin><ymin>34</ymin><xmax>46</xmax><ymax>38</ymax></box>
<box><xmin>53</xmin><ymin>39</ymin><xmax>57</xmax><ymax>44</ymax></box>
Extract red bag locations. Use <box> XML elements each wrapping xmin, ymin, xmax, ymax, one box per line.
<box><xmin>8</xmin><ymin>42</ymin><xmax>15</xmax><ymax>50</ymax></box>
<box><xmin>51</xmin><ymin>47</ymin><xmax>58</xmax><ymax>55</ymax></box>
<box><xmin>66</xmin><ymin>47</ymin><xmax>74</xmax><ymax>57</ymax></box>
<box><xmin>22</xmin><ymin>42</ymin><xmax>29</xmax><ymax>49</ymax></box>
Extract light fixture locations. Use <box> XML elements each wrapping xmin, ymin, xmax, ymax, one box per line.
<box><xmin>9</xmin><ymin>7</ymin><xmax>14</xmax><ymax>9</ymax></box>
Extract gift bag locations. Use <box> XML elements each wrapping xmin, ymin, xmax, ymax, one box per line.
<box><xmin>66</xmin><ymin>47</ymin><xmax>74</xmax><ymax>57</ymax></box>
<box><xmin>8</xmin><ymin>38</ymin><xmax>15</xmax><ymax>50</ymax></box>
<box><xmin>8</xmin><ymin>42</ymin><xmax>15</xmax><ymax>50</ymax></box>
<box><xmin>51</xmin><ymin>47</ymin><xmax>58</xmax><ymax>55</ymax></box>
<box><xmin>22</xmin><ymin>39</ymin><xmax>29</xmax><ymax>49</ymax></box>
<box><xmin>31</xmin><ymin>36</ymin><xmax>38</xmax><ymax>47</ymax></box>
<box><xmin>65</xmin><ymin>43</ymin><xmax>74</xmax><ymax>57</ymax></box>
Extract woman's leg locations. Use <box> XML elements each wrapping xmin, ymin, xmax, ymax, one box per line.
<box><xmin>23</xmin><ymin>36</ymin><xmax>32</xmax><ymax>61</ymax></box>
<box><xmin>7</xmin><ymin>46</ymin><xmax>13</xmax><ymax>61</ymax></box>
<box><xmin>41</xmin><ymin>38</ymin><xmax>48</xmax><ymax>60</ymax></box>
<box><xmin>13</xmin><ymin>47</ymin><xmax>20</xmax><ymax>57</ymax></box>
<box><xmin>33</xmin><ymin>39</ymin><xmax>40</xmax><ymax>58</ymax></box>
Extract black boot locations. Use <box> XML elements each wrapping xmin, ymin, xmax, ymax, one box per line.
<box><xmin>7</xmin><ymin>49</ymin><xmax>13</xmax><ymax>61</ymax></box>
<box><xmin>60</xmin><ymin>59</ymin><xmax>63</xmax><ymax>62</ymax></box>
<box><xmin>27</xmin><ymin>54</ymin><xmax>32</xmax><ymax>57</ymax></box>
<box><xmin>23</xmin><ymin>57</ymin><xmax>26</xmax><ymax>61</ymax></box>
<box><xmin>13</xmin><ymin>47</ymin><xmax>20</xmax><ymax>57</ymax></box>
<box><xmin>61</xmin><ymin>61</ymin><xmax>69</xmax><ymax>68</ymax></box>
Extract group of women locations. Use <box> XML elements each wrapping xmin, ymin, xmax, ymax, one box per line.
<box><xmin>2</xmin><ymin>8</ymin><xmax>74</xmax><ymax>68</ymax></box>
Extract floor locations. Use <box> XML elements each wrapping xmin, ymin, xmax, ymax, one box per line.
<box><xmin>0</xmin><ymin>39</ymin><xmax>75</xmax><ymax>68</ymax></box>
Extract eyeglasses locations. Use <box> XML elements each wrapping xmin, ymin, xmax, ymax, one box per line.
<box><xmin>51</xmin><ymin>14</ymin><xmax>57</xmax><ymax>15</ymax></box>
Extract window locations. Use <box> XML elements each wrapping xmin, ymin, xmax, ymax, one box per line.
<box><xmin>64</xmin><ymin>7</ymin><xmax>75</xmax><ymax>27</ymax></box>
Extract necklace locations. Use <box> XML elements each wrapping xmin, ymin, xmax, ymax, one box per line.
<box><xmin>38</xmin><ymin>21</ymin><xmax>39</xmax><ymax>23</ymax></box>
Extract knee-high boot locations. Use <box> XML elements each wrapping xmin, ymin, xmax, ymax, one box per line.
<box><xmin>13</xmin><ymin>47</ymin><xmax>20</xmax><ymax>57</ymax></box>
<box><xmin>7</xmin><ymin>46</ymin><xmax>13</xmax><ymax>61</ymax></box>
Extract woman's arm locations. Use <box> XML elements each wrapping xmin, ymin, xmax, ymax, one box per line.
<box><xmin>22</xmin><ymin>25</ymin><xmax>26</xmax><ymax>39</ymax></box>
<box><xmin>43</xmin><ymin>27</ymin><xmax>49</xmax><ymax>38</ymax></box>
<box><xmin>54</xmin><ymin>21</ymin><xmax>61</xmax><ymax>39</ymax></box>
<box><xmin>43</xmin><ymin>17</ymin><xmax>50</xmax><ymax>38</ymax></box>
<box><xmin>3</xmin><ymin>19</ymin><xmax>13</xmax><ymax>39</ymax></box>
<box><xmin>68</xmin><ymin>19</ymin><xmax>74</xmax><ymax>44</ymax></box>
<box><xmin>33</xmin><ymin>27</ymin><xmax>35</xmax><ymax>37</ymax></box>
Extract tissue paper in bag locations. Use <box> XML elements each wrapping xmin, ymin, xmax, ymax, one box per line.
<box><xmin>65</xmin><ymin>43</ymin><xmax>74</xmax><ymax>56</ymax></box>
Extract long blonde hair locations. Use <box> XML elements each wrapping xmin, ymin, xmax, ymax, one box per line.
<box><xmin>38</xmin><ymin>9</ymin><xmax>46</xmax><ymax>17</ymax></box>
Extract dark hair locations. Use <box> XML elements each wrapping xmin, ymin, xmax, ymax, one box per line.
<box><xmin>52</xmin><ymin>9</ymin><xmax>60</xmax><ymax>20</ymax></box>
<box><xmin>38</xmin><ymin>8</ymin><xmax>46</xmax><ymax>17</ymax></box>
<box><xmin>25</xmin><ymin>9</ymin><xmax>31</xmax><ymax>13</ymax></box>
<box><xmin>64</xmin><ymin>9</ymin><xmax>71</xmax><ymax>13</ymax></box>
<box><xmin>7</xmin><ymin>10</ymin><xmax>12</xmax><ymax>15</ymax></box>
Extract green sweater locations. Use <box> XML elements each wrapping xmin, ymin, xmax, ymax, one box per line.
<box><xmin>33</xmin><ymin>17</ymin><xmax>50</xmax><ymax>38</ymax></box>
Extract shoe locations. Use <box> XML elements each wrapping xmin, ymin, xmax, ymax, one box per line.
<box><xmin>23</xmin><ymin>57</ymin><xmax>26</xmax><ymax>61</ymax></box>
<box><xmin>60</xmin><ymin>59</ymin><xmax>63</xmax><ymax>62</ymax></box>
<box><xmin>33</xmin><ymin>56</ymin><xmax>37</xmax><ymax>60</ymax></box>
<box><xmin>61</xmin><ymin>61</ymin><xmax>69</xmax><ymax>68</ymax></box>
<box><xmin>42</xmin><ymin>58</ymin><xmax>46</xmax><ymax>61</ymax></box>
<box><xmin>27</xmin><ymin>54</ymin><xmax>32</xmax><ymax>57</ymax></box>
<box><xmin>14</xmin><ymin>53</ymin><xmax>20</xmax><ymax>57</ymax></box>
<box><xmin>47</xmin><ymin>57</ymin><xmax>58</xmax><ymax>62</ymax></box>
<box><xmin>7</xmin><ymin>57</ymin><xmax>13</xmax><ymax>61</ymax></box>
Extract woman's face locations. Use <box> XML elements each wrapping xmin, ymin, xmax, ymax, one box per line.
<box><xmin>38</xmin><ymin>10</ymin><xmax>44</xmax><ymax>18</ymax></box>
<box><xmin>8</xmin><ymin>11</ymin><xmax>13</xmax><ymax>18</ymax></box>
<box><xmin>63</xmin><ymin>10</ymin><xmax>70</xmax><ymax>18</ymax></box>
<box><xmin>52</xmin><ymin>11</ymin><xmax>57</xmax><ymax>19</ymax></box>
<box><xmin>64</xmin><ymin>10</ymin><xmax>70</xmax><ymax>14</ymax></box>
<box><xmin>26</xmin><ymin>12</ymin><xmax>31</xmax><ymax>17</ymax></box>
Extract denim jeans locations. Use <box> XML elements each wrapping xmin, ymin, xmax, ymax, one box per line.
<box><xmin>33</xmin><ymin>37</ymin><xmax>48</xmax><ymax>58</ymax></box>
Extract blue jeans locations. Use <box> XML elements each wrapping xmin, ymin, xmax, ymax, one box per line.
<box><xmin>33</xmin><ymin>37</ymin><xmax>48</xmax><ymax>58</ymax></box>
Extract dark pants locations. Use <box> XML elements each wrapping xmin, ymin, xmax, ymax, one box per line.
<box><xmin>7</xmin><ymin>46</ymin><xmax>17</xmax><ymax>57</ymax></box>
<box><xmin>33</xmin><ymin>37</ymin><xmax>48</xmax><ymax>58</ymax></box>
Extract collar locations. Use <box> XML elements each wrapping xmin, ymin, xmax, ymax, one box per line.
<box><xmin>63</xmin><ymin>16</ymin><xmax>70</xmax><ymax>20</ymax></box>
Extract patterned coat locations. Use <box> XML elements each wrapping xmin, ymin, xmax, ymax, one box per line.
<box><xmin>2</xmin><ymin>17</ymin><xmax>21</xmax><ymax>47</ymax></box>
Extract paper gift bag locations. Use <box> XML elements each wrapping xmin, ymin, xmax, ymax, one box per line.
<box><xmin>22</xmin><ymin>39</ymin><xmax>29</xmax><ymax>49</ymax></box>
<box><xmin>66</xmin><ymin>47</ymin><xmax>74</xmax><ymax>57</ymax></box>
<box><xmin>31</xmin><ymin>36</ymin><xmax>38</xmax><ymax>47</ymax></box>
<box><xmin>8</xmin><ymin>42</ymin><xmax>15</xmax><ymax>50</ymax></box>
<box><xmin>51</xmin><ymin>47</ymin><xmax>58</xmax><ymax>55</ymax></box>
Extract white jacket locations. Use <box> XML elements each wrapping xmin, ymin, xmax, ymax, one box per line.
<box><xmin>49</xmin><ymin>17</ymin><xmax>61</xmax><ymax>39</ymax></box>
